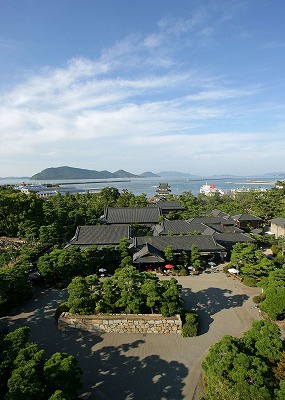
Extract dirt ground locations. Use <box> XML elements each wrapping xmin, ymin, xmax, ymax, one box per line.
<box><xmin>0</xmin><ymin>270</ymin><xmax>263</xmax><ymax>400</ymax></box>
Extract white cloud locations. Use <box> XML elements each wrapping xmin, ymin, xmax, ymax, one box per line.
<box><xmin>0</xmin><ymin>10</ymin><xmax>284</xmax><ymax>176</ymax></box>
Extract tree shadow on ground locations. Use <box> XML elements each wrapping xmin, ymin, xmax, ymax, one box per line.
<box><xmin>0</xmin><ymin>286</ymin><xmax>103</xmax><ymax>395</ymax></box>
<box><xmin>0</xmin><ymin>287</ymin><xmax>188</xmax><ymax>400</ymax></box>
<box><xmin>90</xmin><ymin>340</ymin><xmax>188</xmax><ymax>400</ymax></box>
<box><xmin>182</xmin><ymin>287</ymin><xmax>249</xmax><ymax>334</ymax></box>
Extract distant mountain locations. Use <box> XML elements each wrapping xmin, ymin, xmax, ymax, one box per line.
<box><xmin>113</xmin><ymin>169</ymin><xmax>140</xmax><ymax>178</ymax></box>
<box><xmin>157</xmin><ymin>171</ymin><xmax>201</xmax><ymax>178</ymax></box>
<box><xmin>31</xmin><ymin>166</ymin><xmax>140</xmax><ymax>180</ymax></box>
<box><xmin>262</xmin><ymin>172</ymin><xmax>285</xmax><ymax>178</ymax></box>
<box><xmin>140</xmin><ymin>171</ymin><xmax>160</xmax><ymax>178</ymax></box>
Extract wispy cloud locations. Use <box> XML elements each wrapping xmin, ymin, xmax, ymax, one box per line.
<box><xmin>0</xmin><ymin>6</ymin><xmax>284</xmax><ymax>176</ymax></box>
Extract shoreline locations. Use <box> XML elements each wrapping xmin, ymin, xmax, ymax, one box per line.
<box><xmin>226</xmin><ymin>180</ymin><xmax>276</xmax><ymax>185</ymax></box>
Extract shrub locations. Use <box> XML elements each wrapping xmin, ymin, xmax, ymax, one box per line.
<box><xmin>243</xmin><ymin>277</ymin><xmax>257</xmax><ymax>287</ymax></box>
<box><xmin>253</xmin><ymin>295</ymin><xmax>261</xmax><ymax>304</ymax></box>
<box><xmin>182</xmin><ymin>312</ymin><xmax>199</xmax><ymax>337</ymax></box>
<box><xmin>171</xmin><ymin>268</ymin><xmax>179</xmax><ymax>276</ymax></box>
<box><xmin>179</xmin><ymin>268</ymin><xmax>188</xmax><ymax>276</ymax></box>
<box><xmin>182</xmin><ymin>321</ymin><xmax>198</xmax><ymax>337</ymax></box>
<box><xmin>223</xmin><ymin>264</ymin><xmax>230</xmax><ymax>273</ymax></box>
<box><xmin>253</xmin><ymin>293</ymin><xmax>266</xmax><ymax>304</ymax></box>
<box><xmin>260</xmin><ymin>292</ymin><xmax>266</xmax><ymax>301</ymax></box>
<box><xmin>55</xmin><ymin>302</ymin><xmax>69</xmax><ymax>321</ymax></box>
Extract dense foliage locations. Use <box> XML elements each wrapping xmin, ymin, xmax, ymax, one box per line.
<box><xmin>228</xmin><ymin>243</ymin><xmax>277</xmax><ymax>282</ymax></box>
<box><xmin>202</xmin><ymin>320</ymin><xmax>285</xmax><ymax>400</ymax></box>
<box><xmin>37</xmin><ymin>241</ymin><xmax>129</xmax><ymax>287</ymax></box>
<box><xmin>181</xmin><ymin>312</ymin><xmax>199</xmax><ymax>337</ymax></box>
<box><xmin>0</xmin><ymin>265</ymin><xmax>32</xmax><ymax>316</ymax></box>
<box><xmin>259</xmin><ymin>269</ymin><xmax>285</xmax><ymax>320</ymax></box>
<box><xmin>66</xmin><ymin>266</ymin><xmax>184</xmax><ymax>317</ymax></box>
<box><xmin>0</xmin><ymin>187</ymin><xmax>148</xmax><ymax>239</ymax></box>
<box><xmin>0</xmin><ymin>326</ymin><xmax>82</xmax><ymax>400</ymax></box>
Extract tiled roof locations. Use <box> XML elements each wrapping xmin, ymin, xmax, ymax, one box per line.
<box><xmin>270</xmin><ymin>218</ymin><xmax>285</xmax><ymax>227</ymax></box>
<box><xmin>191</xmin><ymin>216</ymin><xmax>235</xmax><ymax>225</ymax></box>
<box><xmin>213</xmin><ymin>232</ymin><xmax>255</xmax><ymax>244</ymax></box>
<box><xmin>186</xmin><ymin>219</ymin><xmax>209</xmax><ymax>233</ymax></box>
<box><xmin>133</xmin><ymin>243</ymin><xmax>165</xmax><ymax>263</ymax></box>
<box><xmin>205</xmin><ymin>209</ymin><xmax>231</xmax><ymax>218</ymax></box>
<box><xmin>153</xmin><ymin>220</ymin><xmax>196</xmax><ymax>235</ymax></box>
<box><xmin>232</xmin><ymin>213</ymin><xmax>262</xmax><ymax>221</ymax></box>
<box><xmin>156</xmin><ymin>200</ymin><xmax>184</xmax><ymax>210</ymax></box>
<box><xmin>157</xmin><ymin>183</ymin><xmax>171</xmax><ymax>190</ymax></box>
<box><xmin>68</xmin><ymin>225</ymin><xmax>130</xmax><ymax>247</ymax></box>
<box><xmin>103</xmin><ymin>207</ymin><xmax>161</xmax><ymax>224</ymax></box>
<box><xmin>134</xmin><ymin>236</ymin><xmax>225</xmax><ymax>253</ymax></box>
<box><xmin>204</xmin><ymin>223</ymin><xmax>243</xmax><ymax>234</ymax></box>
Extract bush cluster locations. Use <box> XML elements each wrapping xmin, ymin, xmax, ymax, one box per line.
<box><xmin>181</xmin><ymin>312</ymin><xmax>199</xmax><ymax>337</ymax></box>
<box><xmin>0</xmin><ymin>326</ymin><xmax>82</xmax><ymax>400</ymax></box>
<box><xmin>66</xmin><ymin>266</ymin><xmax>184</xmax><ymax>317</ymax></box>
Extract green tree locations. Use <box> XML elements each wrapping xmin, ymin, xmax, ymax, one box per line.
<box><xmin>141</xmin><ymin>274</ymin><xmax>161</xmax><ymax>313</ymax></box>
<box><xmin>114</xmin><ymin>266</ymin><xmax>144</xmax><ymax>313</ymax></box>
<box><xmin>190</xmin><ymin>244</ymin><xmax>202</xmax><ymax>269</ymax></box>
<box><xmin>37</xmin><ymin>248</ymin><xmax>64</xmax><ymax>285</ymax></box>
<box><xmin>6</xmin><ymin>359</ymin><xmax>45</xmax><ymax>400</ymax></box>
<box><xmin>0</xmin><ymin>326</ymin><xmax>30</xmax><ymax>397</ymax></box>
<box><xmin>276</xmin><ymin>380</ymin><xmax>285</xmax><ymax>400</ymax></box>
<box><xmin>48</xmin><ymin>390</ymin><xmax>67</xmax><ymax>400</ymax></box>
<box><xmin>67</xmin><ymin>276</ymin><xmax>96</xmax><ymax>314</ymax></box>
<box><xmin>164</xmin><ymin>245</ymin><xmax>174</xmax><ymax>263</ymax></box>
<box><xmin>98</xmin><ymin>275</ymin><xmax>120</xmax><ymax>313</ymax></box>
<box><xmin>259</xmin><ymin>286</ymin><xmax>285</xmax><ymax>320</ymax></box>
<box><xmin>98</xmin><ymin>187</ymin><xmax>120</xmax><ymax>207</ymax></box>
<box><xmin>39</xmin><ymin>223</ymin><xmax>61</xmax><ymax>247</ymax></box>
<box><xmin>202</xmin><ymin>320</ymin><xmax>283</xmax><ymax>400</ymax></box>
<box><xmin>159</xmin><ymin>278</ymin><xmax>183</xmax><ymax>317</ymax></box>
<box><xmin>0</xmin><ymin>265</ymin><xmax>32</xmax><ymax>315</ymax></box>
<box><xmin>242</xmin><ymin>319</ymin><xmax>282</xmax><ymax>359</ymax></box>
<box><xmin>116</xmin><ymin>189</ymin><xmax>135</xmax><ymax>207</ymax></box>
<box><xmin>44</xmin><ymin>352</ymin><xmax>82</xmax><ymax>399</ymax></box>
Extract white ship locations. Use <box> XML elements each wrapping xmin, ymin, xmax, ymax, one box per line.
<box><xmin>200</xmin><ymin>182</ymin><xmax>224</xmax><ymax>196</ymax></box>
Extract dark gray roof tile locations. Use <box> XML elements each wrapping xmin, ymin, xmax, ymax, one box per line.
<box><xmin>69</xmin><ymin>224</ymin><xmax>130</xmax><ymax>246</ymax></box>
<box><xmin>103</xmin><ymin>207</ymin><xmax>161</xmax><ymax>224</ymax></box>
<box><xmin>134</xmin><ymin>236</ymin><xmax>225</xmax><ymax>253</ymax></box>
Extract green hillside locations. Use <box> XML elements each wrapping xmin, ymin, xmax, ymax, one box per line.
<box><xmin>31</xmin><ymin>166</ymin><xmax>140</xmax><ymax>180</ymax></box>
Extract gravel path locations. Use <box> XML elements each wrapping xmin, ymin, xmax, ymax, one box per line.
<box><xmin>0</xmin><ymin>271</ymin><xmax>262</xmax><ymax>400</ymax></box>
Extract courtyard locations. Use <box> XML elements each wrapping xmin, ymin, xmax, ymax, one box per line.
<box><xmin>0</xmin><ymin>270</ymin><xmax>263</xmax><ymax>400</ymax></box>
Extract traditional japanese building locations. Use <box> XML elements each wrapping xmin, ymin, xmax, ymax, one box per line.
<box><xmin>154</xmin><ymin>183</ymin><xmax>171</xmax><ymax>200</ymax></box>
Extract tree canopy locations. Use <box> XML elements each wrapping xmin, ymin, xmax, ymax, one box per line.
<box><xmin>202</xmin><ymin>320</ymin><xmax>284</xmax><ymax>400</ymax></box>
<box><xmin>0</xmin><ymin>327</ymin><xmax>82</xmax><ymax>400</ymax></box>
<box><xmin>66</xmin><ymin>266</ymin><xmax>183</xmax><ymax>317</ymax></box>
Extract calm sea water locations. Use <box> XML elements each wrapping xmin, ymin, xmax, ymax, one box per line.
<box><xmin>0</xmin><ymin>176</ymin><xmax>282</xmax><ymax>197</ymax></box>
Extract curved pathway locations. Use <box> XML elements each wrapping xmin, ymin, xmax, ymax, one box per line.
<box><xmin>0</xmin><ymin>271</ymin><xmax>262</xmax><ymax>400</ymax></box>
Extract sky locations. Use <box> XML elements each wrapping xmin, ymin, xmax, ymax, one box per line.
<box><xmin>0</xmin><ymin>0</ymin><xmax>285</xmax><ymax>177</ymax></box>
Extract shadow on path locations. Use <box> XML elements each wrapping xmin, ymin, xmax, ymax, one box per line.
<box><xmin>182</xmin><ymin>287</ymin><xmax>249</xmax><ymax>334</ymax></box>
<box><xmin>91</xmin><ymin>340</ymin><xmax>188</xmax><ymax>400</ymax></box>
<box><xmin>0</xmin><ymin>287</ymin><xmax>188</xmax><ymax>400</ymax></box>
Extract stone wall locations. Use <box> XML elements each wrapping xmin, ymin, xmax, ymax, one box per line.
<box><xmin>58</xmin><ymin>312</ymin><xmax>182</xmax><ymax>334</ymax></box>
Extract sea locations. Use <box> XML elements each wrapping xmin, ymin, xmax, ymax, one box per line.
<box><xmin>1</xmin><ymin>176</ymin><xmax>284</xmax><ymax>198</ymax></box>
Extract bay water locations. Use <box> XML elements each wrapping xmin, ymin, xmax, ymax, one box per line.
<box><xmin>0</xmin><ymin>176</ymin><xmax>282</xmax><ymax>197</ymax></box>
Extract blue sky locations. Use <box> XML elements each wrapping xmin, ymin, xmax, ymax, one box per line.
<box><xmin>1</xmin><ymin>0</ymin><xmax>285</xmax><ymax>177</ymax></box>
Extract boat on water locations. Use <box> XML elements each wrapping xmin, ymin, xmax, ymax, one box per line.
<box><xmin>199</xmin><ymin>182</ymin><xmax>224</xmax><ymax>196</ymax></box>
